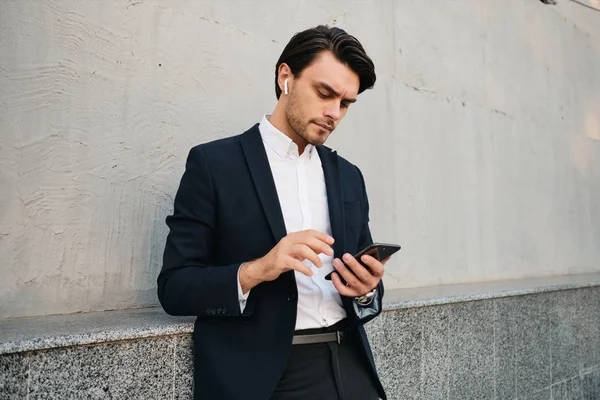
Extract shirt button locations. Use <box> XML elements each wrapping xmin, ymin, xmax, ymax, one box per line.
<box><xmin>287</xmin><ymin>292</ymin><xmax>297</xmax><ymax>302</ymax></box>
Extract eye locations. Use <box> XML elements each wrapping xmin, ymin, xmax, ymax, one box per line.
<box><xmin>318</xmin><ymin>90</ymin><xmax>330</xmax><ymax>98</ymax></box>
<box><xmin>341</xmin><ymin>102</ymin><xmax>350</xmax><ymax>109</ymax></box>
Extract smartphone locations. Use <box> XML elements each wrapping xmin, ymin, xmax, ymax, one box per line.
<box><xmin>324</xmin><ymin>242</ymin><xmax>401</xmax><ymax>281</ymax></box>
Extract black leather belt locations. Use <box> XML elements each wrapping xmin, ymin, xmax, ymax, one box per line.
<box><xmin>292</xmin><ymin>320</ymin><xmax>351</xmax><ymax>345</ymax></box>
<box><xmin>292</xmin><ymin>330</ymin><xmax>348</xmax><ymax>345</ymax></box>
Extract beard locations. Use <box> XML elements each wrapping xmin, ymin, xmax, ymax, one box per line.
<box><xmin>285</xmin><ymin>92</ymin><xmax>334</xmax><ymax>148</ymax></box>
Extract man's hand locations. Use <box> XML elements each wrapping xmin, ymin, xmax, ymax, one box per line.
<box><xmin>239</xmin><ymin>230</ymin><xmax>335</xmax><ymax>293</ymax></box>
<box><xmin>330</xmin><ymin>254</ymin><xmax>389</xmax><ymax>297</ymax></box>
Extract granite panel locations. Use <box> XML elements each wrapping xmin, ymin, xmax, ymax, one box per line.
<box><xmin>366</xmin><ymin>308</ymin><xmax>422</xmax><ymax>400</ymax></box>
<box><xmin>549</xmin><ymin>289</ymin><xmax>583</xmax><ymax>383</ymax></box>
<box><xmin>513</xmin><ymin>292</ymin><xmax>552</xmax><ymax>397</ymax></box>
<box><xmin>579</xmin><ymin>288</ymin><xmax>600</xmax><ymax>372</ymax></box>
<box><xmin>583</xmin><ymin>369</ymin><xmax>600</xmax><ymax>400</ymax></box>
<box><xmin>1</xmin><ymin>285</ymin><xmax>599</xmax><ymax>399</ymax></box>
<box><xmin>174</xmin><ymin>334</ymin><xmax>194</xmax><ymax>400</ymax></box>
<box><xmin>27</xmin><ymin>336</ymin><xmax>175</xmax><ymax>399</ymax></box>
<box><xmin>518</xmin><ymin>388</ymin><xmax>551</xmax><ymax>400</ymax></box>
<box><xmin>421</xmin><ymin>304</ymin><xmax>451</xmax><ymax>400</ymax></box>
<box><xmin>0</xmin><ymin>307</ymin><xmax>194</xmax><ymax>355</ymax></box>
<box><xmin>447</xmin><ymin>300</ymin><xmax>495</xmax><ymax>400</ymax></box>
<box><xmin>0</xmin><ymin>352</ymin><xmax>29</xmax><ymax>399</ymax></box>
<box><xmin>551</xmin><ymin>376</ymin><xmax>584</xmax><ymax>400</ymax></box>
<box><xmin>493</xmin><ymin>297</ymin><xmax>517</xmax><ymax>400</ymax></box>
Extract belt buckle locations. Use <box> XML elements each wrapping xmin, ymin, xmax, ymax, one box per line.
<box><xmin>336</xmin><ymin>330</ymin><xmax>341</xmax><ymax>344</ymax></box>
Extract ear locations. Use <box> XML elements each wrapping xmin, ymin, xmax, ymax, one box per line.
<box><xmin>277</xmin><ymin>63</ymin><xmax>293</xmax><ymax>94</ymax></box>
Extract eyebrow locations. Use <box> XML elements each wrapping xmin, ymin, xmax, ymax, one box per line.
<box><xmin>317</xmin><ymin>82</ymin><xmax>357</xmax><ymax>104</ymax></box>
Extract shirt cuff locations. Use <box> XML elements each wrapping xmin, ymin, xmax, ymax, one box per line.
<box><xmin>237</xmin><ymin>264</ymin><xmax>251</xmax><ymax>312</ymax></box>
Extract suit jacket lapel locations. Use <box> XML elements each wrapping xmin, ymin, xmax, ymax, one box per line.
<box><xmin>318</xmin><ymin>146</ymin><xmax>356</xmax><ymax>313</ymax></box>
<box><xmin>317</xmin><ymin>146</ymin><xmax>345</xmax><ymax>259</ymax></box>
<box><xmin>241</xmin><ymin>124</ymin><xmax>287</xmax><ymax>244</ymax></box>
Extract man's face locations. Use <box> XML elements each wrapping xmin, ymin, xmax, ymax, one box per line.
<box><xmin>285</xmin><ymin>51</ymin><xmax>360</xmax><ymax>147</ymax></box>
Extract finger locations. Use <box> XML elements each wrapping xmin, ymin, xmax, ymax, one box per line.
<box><xmin>303</xmin><ymin>229</ymin><xmax>335</xmax><ymax>245</ymax></box>
<box><xmin>331</xmin><ymin>272</ymin><xmax>360</xmax><ymax>297</ymax></box>
<box><xmin>286</xmin><ymin>258</ymin><xmax>313</xmax><ymax>277</ymax></box>
<box><xmin>359</xmin><ymin>255</ymin><xmax>384</xmax><ymax>278</ymax></box>
<box><xmin>342</xmin><ymin>253</ymin><xmax>373</xmax><ymax>283</ymax></box>
<box><xmin>301</xmin><ymin>236</ymin><xmax>334</xmax><ymax>257</ymax></box>
<box><xmin>290</xmin><ymin>244</ymin><xmax>322</xmax><ymax>268</ymax></box>
<box><xmin>333</xmin><ymin>258</ymin><xmax>367</xmax><ymax>293</ymax></box>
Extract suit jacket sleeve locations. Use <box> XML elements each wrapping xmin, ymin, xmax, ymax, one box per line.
<box><xmin>157</xmin><ymin>146</ymin><xmax>254</xmax><ymax>317</ymax></box>
<box><xmin>350</xmin><ymin>166</ymin><xmax>384</xmax><ymax>324</ymax></box>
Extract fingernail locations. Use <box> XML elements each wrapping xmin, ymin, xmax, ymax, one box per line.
<box><xmin>327</xmin><ymin>247</ymin><xmax>334</xmax><ymax>256</ymax></box>
<box><xmin>333</xmin><ymin>259</ymin><xmax>341</xmax><ymax>268</ymax></box>
<box><xmin>343</xmin><ymin>254</ymin><xmax>352</xmax><ymax>262</ymax></box>
<box><xmin>328</xmin><ymin>236</ymin><xmax>335</xmax><ymax>243</ymax></box>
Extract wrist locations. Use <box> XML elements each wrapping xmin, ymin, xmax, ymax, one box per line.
<box><xmin>355</xmin><ymin>287</ymin><xmax>377</xmax><ymax>306</ymax></box>
<box><xmin>240</xmin><ymin>259</ymin><xmax>263</xmax><ymax>293</ymax></box>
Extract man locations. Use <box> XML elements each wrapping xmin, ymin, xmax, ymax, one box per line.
<box><xmin>158</xmin><ymin>25</ymin><xmax>390</xmax><ymax>400</ymax></box>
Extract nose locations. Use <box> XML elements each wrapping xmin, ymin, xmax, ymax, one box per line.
<box><xmin>324</xmin><ymin>102</ymin><xmax>341</xmax><ymax>122</ymax></box>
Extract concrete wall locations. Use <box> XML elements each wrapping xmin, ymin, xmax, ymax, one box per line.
<box><xmin>1</xmin><ymin>0</ymin><xmax>599</xmax><ymax>318</ymax></box>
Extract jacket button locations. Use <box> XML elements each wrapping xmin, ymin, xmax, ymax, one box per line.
<box><xmin>287</xmin><ymin>293</ymin><xmax>297</xmax><ymax>302</ymax></box>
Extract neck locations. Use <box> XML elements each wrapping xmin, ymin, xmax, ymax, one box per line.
<box><xmin>269</xmin><ymin>103</ymin><xmax>309</xmax><ymax>155</ymax></box>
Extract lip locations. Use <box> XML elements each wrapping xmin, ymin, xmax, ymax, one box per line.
<box><xmin>314</xmin><ymin>122</ymin><xmax>333</xmax><ymax>132</ymax></box>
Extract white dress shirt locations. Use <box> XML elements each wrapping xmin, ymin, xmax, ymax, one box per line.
<box><xmin>237</xmin><ymin>115</ymin><xmax>347</xmax><ymax>330</ymax></box>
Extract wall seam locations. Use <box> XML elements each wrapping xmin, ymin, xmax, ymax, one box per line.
<box><xmin>172</xmin><ymin>336</ymin><xmax>176</xmax><ymax>400</ymax></box>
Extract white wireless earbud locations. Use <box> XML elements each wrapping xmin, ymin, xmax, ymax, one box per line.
<box><xmin>284</xmin><ymin>79</ymin><xmax>289</xmax><ymax>95</ymax></box>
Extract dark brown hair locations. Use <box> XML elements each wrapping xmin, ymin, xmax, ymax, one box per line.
<box><xmin>275</xmin><ymin>25</ymin><xmax>376</xmax><ymax>99</ymax></box>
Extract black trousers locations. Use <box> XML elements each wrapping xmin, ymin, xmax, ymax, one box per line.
<box><xmin>270</xmin><ymin>325</ymin><xmax>380</xmax><ymax>400</ymax></box>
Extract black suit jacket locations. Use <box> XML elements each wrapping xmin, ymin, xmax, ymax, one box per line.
<box><xmin>158</xmin><ymin>124</ymin><xmax>386</xmax><ymax>400</ymax></box>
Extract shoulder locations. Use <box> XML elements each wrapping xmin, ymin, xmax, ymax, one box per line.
<box><xmin>188</xmin><ymin>124</ymin><xmax>258</xmax><ymax>161</ymax></box>
<box><xmin>189</xmin><ymin>134</ymin><xmax>242</xmax><ymax>158</ymax></box>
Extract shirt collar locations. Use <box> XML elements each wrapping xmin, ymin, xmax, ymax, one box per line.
<box><xmin>258</xmin><ymin>115</ymin><xmax>314</xmax><ymax>160</ymax></box>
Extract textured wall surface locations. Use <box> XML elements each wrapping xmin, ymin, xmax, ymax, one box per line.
<box><xmin>1</xmin><ymin>0</ymin><xmax>599</xmax><ymax>318</ymax></box>
<box><xmin>2</xmin><ymin>287</ymin><xmax>600</xmax><ymax>399</ymax></box>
